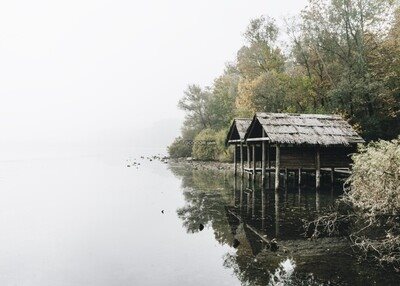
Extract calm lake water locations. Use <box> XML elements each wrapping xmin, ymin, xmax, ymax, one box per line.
<box><xmin>0</xmin><ymin>154</ymin><xmax>398</xmax><ymax>285</ymax></box>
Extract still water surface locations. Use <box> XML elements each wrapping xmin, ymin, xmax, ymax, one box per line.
<box><xmin>0</xmin><ymin>155</ymin><xmax>398</xmax><ymax>285</ymax></box>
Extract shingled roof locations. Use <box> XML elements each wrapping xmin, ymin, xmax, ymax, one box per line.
<box><xmin>226</xmin><ymin>118</ymin><xmax>252</xmax><ymax>145</ymax></box>
<box><xmin>246</xmin><ymin>113</ymin><xmax>364</xmax><ymax>146</ymax></box>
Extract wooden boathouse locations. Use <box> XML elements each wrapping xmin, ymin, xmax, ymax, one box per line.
<box><xmin>231</xmin><ymin>112</ymin><xmax>364</xmax><ymax>189</ymax></box>
<box><xmin>226</xmin><ymin>118</ymin><xmax>252</xmax><ymax>176</ymax></box>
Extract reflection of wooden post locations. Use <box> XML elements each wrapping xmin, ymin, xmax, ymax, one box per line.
<box><xmin>252</xmin><ymin>185</ymin><xmax>256</xmax><ymax>218</ymax></box>
<box><xmin>240</xmin><ymin>176</ymin><xmax>244</xmax><ymax>208</ymax></box>
<box><xmin>240</xmin><ymin>142</ymin><xmax>244</xmax><ymax>177</ymax></box>
<box><xmin>330</xmin><ymin>167</ymin><xmax>334</xmax><ymax>184</ymax></box>
<box><xmin>298</xmin><ymin>185</ymin><xmax>301</xmax><ymax>204</ymax></box>
<box><xmin>316</xmin><ymin>146</ymin><xmax>321</xmax><ymax>190</ymax></box>
<box><xmin>261</xmin><ymin>188</ymin><xmax>266</xmax><ymax>230</ymax></box>
<box><xmin>284</xmin><ymin>168</ymin><xmax>288</xmax><ymax>188</ymax></box>
<box><xmin>275</xmin><ymin>144</ymin><xmax>280</xmax><ymax>190</ymax></box>
<box><xmin>233</xmin><ymin>145</ymin><xmax>237</xmax><ymax>176</ymax></box>
<box><xmin>252</xmin><ymin>145</ymin><xmax>256</xmax><ymax>181</ymax></box>
<box><xmin>262</xmin><ymin>140</ymin><xmax>266</xmax><ymax>186</ymax></box>
<box><xmin>298</xmin><ymin>168</ymin><xmax>302</xmax><ymax>185</ymax></box>
<box><xmin>275</xmin><ymin>190</ymin><xmax>280</xmax><ymax>237</ymax></box>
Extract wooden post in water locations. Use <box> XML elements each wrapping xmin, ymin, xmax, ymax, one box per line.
<box><xmin>247</xmin><ymin>145</ymin><xmax>251</xmax><ymax>168</ymax></box>
<box><xmin>240</xmin><ymin>142</ymin><xmax>244</xmax><ymax>177</ymax></box>
<box><xmin>233</xmin><ymin>145</ymin><xmax>237</xmax><ymax>176</ymax></box>
<box><xmin>261</xmin><ymin>140</ymin><xmax>266</xmax><ymax>186</ymax></box>
<box><xmin>316</xmin><ymin>146</ymin><xmax>321</xmax><ymax>190</ymax></box>
<box><xmin>298</xmin><ymin>168</ymin><xmax>302</xmax><ymax>185</ymax></box>
<box><xmin>252</xmin><ymin>145</ymin><xmax>256</xmax><ymax>181</ymax></box>
<box><xmin>275</xmin><ymin>144</ymin><xmax>280</xmax><ymax>190</ymax></box>
<box><xmin>330</xmin><ymin>167</ymin><xmax>334</xmax><ymax>184</ymax></box>
<box><xmin>284</xmin><ymin>168</ymin><xmax>288</xmax><ymax>188</ymax></box>
<box><xmin>247</xmin><ymin>144</ymin><xmax>251</xmax><ymax>180</ymax></box>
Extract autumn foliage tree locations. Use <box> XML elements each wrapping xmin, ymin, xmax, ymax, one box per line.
<box><xmin>169</xmin><ymin>0</ymin><xmax>400</xmax><ymax>159</ymax></box>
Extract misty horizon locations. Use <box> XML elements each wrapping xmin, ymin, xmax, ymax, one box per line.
<box><xmin>0</xmin><ymin>0</ymin><xmax>307</xmax><ymax>160</ymax></box>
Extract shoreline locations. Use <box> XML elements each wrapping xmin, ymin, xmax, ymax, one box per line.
<box><xmin>168</xmin><ymin>158</ymin><xmax>234</xmax><ymax>172</ymax></box>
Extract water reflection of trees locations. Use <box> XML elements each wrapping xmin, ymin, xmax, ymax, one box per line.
<box><xmin>172</xmin><ymin>167</ymin><xmax>235</xmax><ymax>247</ymax></box>
<box><xmin>169</xmin><ymin>166</ymin><xmax>399</xmax><ymax>286</ymax></box>
<box><xmin>170</xmin><ymin>166</ymin><xmax>298</xmax><ymax>285</ymax></box>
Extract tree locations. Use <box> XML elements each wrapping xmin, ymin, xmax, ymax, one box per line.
<box><xmin>178</xmin><ymin>84</ymin><xmax>212</xmax><ymax>130</ymax></box>
<box><xmin>235</xmin><ymin>16</ymin><xmax>287</xmax><ymax>114</ymax></box>
<box><xmin>293</xmin><ymin>0</ymin><xmax>399</xmax><ymax>139</ymax></box>
<box><xmin>207</xmin><ymin>64</ymin><xmax>240</xmax><ymax>129</ymax></box>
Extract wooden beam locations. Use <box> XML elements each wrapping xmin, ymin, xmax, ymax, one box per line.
<box><xmin>316</xmin><ymin>146</ymin><xmax>321</xmax><ymax>190</ymax></box>
<box><xmin>275</xmin><ymin>144</ymin><xmax>280</xmax><ymax>190</ymax></box>
<box><xmin>246</xmin><ymin>137</ymin><xmax>269</xmax><ymax>142</ymax></box>
<box><xmin>331</xmin><ymin>167</ymin><xmax>334</xmax><ymax>184</ymax></box>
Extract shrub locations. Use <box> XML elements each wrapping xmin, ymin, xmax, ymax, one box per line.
<box><xmin>344</xmin><ymin>138</ymin><xmax>400</xmax><ymax>269</ymax></box>
<box><xmin>168</xmin><ymin>137</ymin><xmax>192</xmax><ymax>158</ymax></box>
<box><xmin>214</xmin><ymin>129</ymin><xmax>233</xmax><ymax>162</ymax></box>
<box><xmin>306</xmin><ymin>138</ymin><xmax>400</xmax><ymax>270</ymax></box>
<box><xmin>346</xmin><ymin>138</ymin><xmax>400</xmax><ymax>217</ymax></box>
<box><xmin>192</xmin><ymin>129</ymin><xmax>218</xmax><ymax>161</ymax></box>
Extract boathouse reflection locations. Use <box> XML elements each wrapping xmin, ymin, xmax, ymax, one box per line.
<box><xmin>169</xmin><ymin>165</ymin><xmax>399</xmax><ymax>285</ymax></box>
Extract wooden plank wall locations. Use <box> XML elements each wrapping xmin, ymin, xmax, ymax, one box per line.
<box><xmin>249</xmin><ymin>144</ymin><xmax>356</xmax><ymax>169</ymax></box>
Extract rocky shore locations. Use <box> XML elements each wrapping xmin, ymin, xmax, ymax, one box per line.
<box><xmin>168</xmin><ymin>157</ymin><xmax>234</xmax><ymax>172</ymax></box>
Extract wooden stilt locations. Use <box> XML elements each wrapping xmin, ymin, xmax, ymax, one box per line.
<box><xmin>330</xmin><ymin>167</ymin><xmax>334</xmax><ymax>184</ymax></box>
<box><xmin>275</xmin><ymin>144</ymin><xmax>280</xmax><ymax>190</ymax></box>
<box><xmin>247</xmin><ymin>145</ymin><xmax>251</xmax><ymax>168</ymax></box>
<box><xmin>233</xmin><ymin>145</ymin><xmax>237</xmax><ymax>176</ymax></box>
<box><xmin>240</xmin><ymin>142</ymin><xmax>244</xmax><ymax>177</ymax></box>
<box><xmin>252</xmin><ymin>145</ymin><xmax>256</xmax><ymax>181</ymax></box>
<box><xmin>316</xmin><ymin>146</ymin><xmax>321</xmax><ymax>190</ymax></box>
<box><xmin>247</xmin><ymin>145</ymin><xmax>251</xmax><ymax>180</ymax></box>
<box><xmin>262</xmin><ymin>140</ymin><xmax>266</xmax><ymax>186</ymax></box>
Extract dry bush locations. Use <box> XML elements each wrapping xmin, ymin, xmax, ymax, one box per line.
<box><xmin>305</xmin><ymin>138</ymin><xmax>400</xmax><ymax>270</ymax></box>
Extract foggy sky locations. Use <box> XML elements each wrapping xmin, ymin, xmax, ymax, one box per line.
<box><xmin>0</xmin><ymin>0</ymin><xmax>307</xmax><ymax>159</ymax></box>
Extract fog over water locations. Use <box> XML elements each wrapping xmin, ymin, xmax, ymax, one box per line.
<box><xmin>0</xmin><ymin>0</ymin><xmax>307</xmax><ymax>160</ymax></box>
<box><xmin>0</xmin><ymin>2</ymin><xmax>331</xmax><ymax>285</ymax></box>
